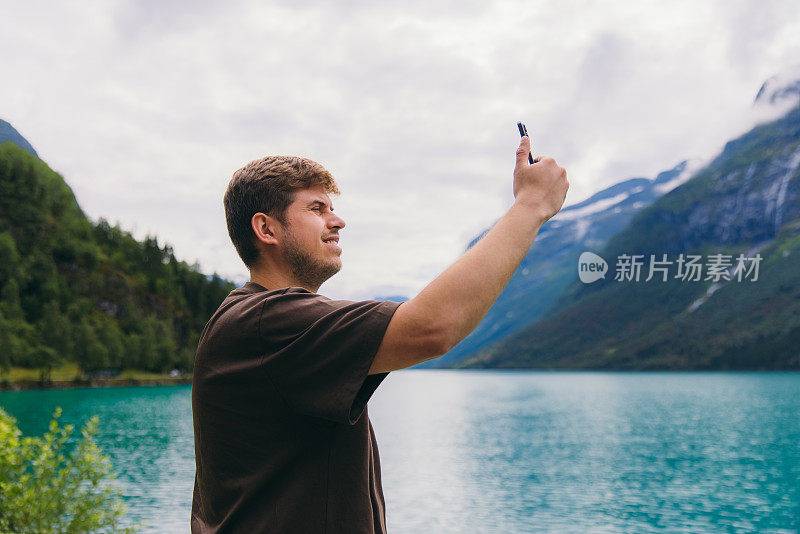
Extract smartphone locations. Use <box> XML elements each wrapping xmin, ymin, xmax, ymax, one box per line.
<box><xmin>517</xmin><ymin>122</ymin><xmax>534</xmax><ymax>164</ymax></box>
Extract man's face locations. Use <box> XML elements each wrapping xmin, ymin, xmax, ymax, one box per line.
<box><xmin>279</xmin><ymin>185</ymin><xmax>346</xmax><ymax>290</ymax></box>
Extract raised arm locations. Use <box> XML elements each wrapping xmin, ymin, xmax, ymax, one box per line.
<box><xmin>369</xmin><ymin>136</ymin><xmax>569</xmax><ymax>374</ymax></box>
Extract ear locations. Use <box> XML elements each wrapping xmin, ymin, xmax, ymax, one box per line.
<box><xmin>251</xmin><ymin>212</ymin><xmax>280</xmax><ymax>247</ymax></box>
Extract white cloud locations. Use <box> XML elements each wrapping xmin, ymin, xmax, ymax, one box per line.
<box><xmin>2</xmin><ymin>0</ymin><xmax>800</xmax><ymax>300</ymax></box>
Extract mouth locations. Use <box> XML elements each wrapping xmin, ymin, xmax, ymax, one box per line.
<box><xmin>322</xmin><ymin>235</ymin><xmax>341</xmax><ymax>249</ymax></box>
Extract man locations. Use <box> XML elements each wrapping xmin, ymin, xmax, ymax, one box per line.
<box><xmin>191</xmin><ymin>136</ymin><xmax>568</xmax><ymax>533</ymax></box>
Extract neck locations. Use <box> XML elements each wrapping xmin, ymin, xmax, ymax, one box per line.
<box><xmin>249</xmin><ymin>262</ymin><xmax>320</xmax><ymax>293</ymax></box>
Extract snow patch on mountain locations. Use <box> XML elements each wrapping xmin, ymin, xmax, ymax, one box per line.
<box><xmin>556</xmin><ymin>192</ymin><xmax>630</xmax><ymax>221</ymax></box>
<box><xmin>573</xmin><ymin>218</ymin><xmax>591</xmax><ymax>240</ymax></box>
<box><xmin>654</xmin><ymin>158</ymin><xmax>705</xmax><ymax>194</ymax></box>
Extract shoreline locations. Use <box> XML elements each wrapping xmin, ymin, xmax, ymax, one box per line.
<box><xmin>4</xmin><ymin>367</ymin><xmax>798</xmax><ymax>392</ymax></box>
<box><xmin>0</xmin><ymin>377</ymin><xmax>192</xmax><ymax>392</ymax></box>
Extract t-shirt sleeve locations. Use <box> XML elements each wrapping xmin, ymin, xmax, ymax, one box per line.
<box><xmin>257</xmin><ymin>288</ymin><xmax>402</xmax><ymax>424</ymax></box>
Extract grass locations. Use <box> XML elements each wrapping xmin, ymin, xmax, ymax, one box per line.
<box><xmin>3</xmin><ymin>363</ymin><xmax>82</xmax><ymax>381</ymax></box>
<box><xmin>1</xmin><ymin>364</ymin><xmax>189</xmax><ymax>387</ymax></box>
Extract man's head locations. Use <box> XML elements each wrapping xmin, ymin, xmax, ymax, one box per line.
<box><xmin>224</xmin><ymin>156</ymin><xmax>345</xmax><ymax>289</ymax></box>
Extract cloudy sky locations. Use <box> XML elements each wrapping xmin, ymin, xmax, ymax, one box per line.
<box><xmin>2</xmin><ymin>0</ymin><xmax>799</xmax><ymax>300</ymax></box>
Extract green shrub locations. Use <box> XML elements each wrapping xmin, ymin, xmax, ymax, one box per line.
<box><xmin>0</xmin><ymin>407</ymin><xmax>135</xmax><ymax>533</ymax></box>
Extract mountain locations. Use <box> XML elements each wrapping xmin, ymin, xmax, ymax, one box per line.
<box><xmin>0</xmin><ymin>119</ymin><xmax>37</xmax><ymax>157</ymax></box>
<box><xmin>456</xmin><ymin>94</ymin><xmax>800</xmax><ymax>370</ymax></box>
<box><xmin>0</xmin><ymin>121</ymin><xmax>234</xmax><ymax>378</ymax></box>
<box><xmin>372</xmin><ymin>295</ymin><xmax>410</xmax><ymax>303</ymax></box>
<box><xmin>418</xmin><ymin>159</ymin><xmax>700</xmax><ymax>368</ymax></box>
<box><xmin>754</xmin><ymin>68</ymin><xmax>800</xmax><ymax>108</ymax></box>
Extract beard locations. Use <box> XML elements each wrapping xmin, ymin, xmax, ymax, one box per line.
<box><xmin>281</xmin><ymin>228</ymin><xmax>341</xmax><ymax>290</ymax></box>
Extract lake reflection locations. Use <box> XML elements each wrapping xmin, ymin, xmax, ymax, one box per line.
<box><xmin>2</xmin><ymin>371</ymin><xmax>799</xmax><ymax>533</ymax></box>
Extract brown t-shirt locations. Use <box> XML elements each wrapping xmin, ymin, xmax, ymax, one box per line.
<box><xmin>191</xmin><ymin>282</ymin><xmax>401</xmax><ymax>533</ymax></box>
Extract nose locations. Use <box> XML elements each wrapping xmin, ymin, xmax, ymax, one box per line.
<box><xmin>328</xmin><ymin>212</ymin><xmax>345</xmax><ymax>230</ymax></box>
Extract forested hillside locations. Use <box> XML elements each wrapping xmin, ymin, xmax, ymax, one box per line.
<box><xmin>0</xmin><ymin>140</ymin><xmax>234</xmax><ymax>379</ymax></box>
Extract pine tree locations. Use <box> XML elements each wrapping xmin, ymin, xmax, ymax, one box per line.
<box><xmin>38</xmin><ymin>301</ymin><xmax>73</xmax><ymax>358</ymax></box>
<box><xmin>74</xmin><ymin>318</ymin><xmax>109</xmax><ymax>374</ymax></box>
<box><xmin>0</xmin><ymin>278</ymin><xmax>24</xmax><ymax>321</ymax></box>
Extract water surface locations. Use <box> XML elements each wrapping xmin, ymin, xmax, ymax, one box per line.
<box><xmin>1</xmin><ymin>371</ymin><xmax>798</xmax><ymax>532</ymax></box>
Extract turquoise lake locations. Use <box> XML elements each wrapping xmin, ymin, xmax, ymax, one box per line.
<box><xmin>1</xmin><ymin>371</ymin><xmax>799</xmax><ymax>533</ymax></box>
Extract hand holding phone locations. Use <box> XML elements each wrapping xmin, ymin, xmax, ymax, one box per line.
<box><xmin>513</xmin><ymin>122</ymin><xmax>568</xmax><ymax>223</ymax></box>
<box><xmin>517</xmin><ymin>122</ymin><xmax>534</xmax><ymax>164</ymax></box>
